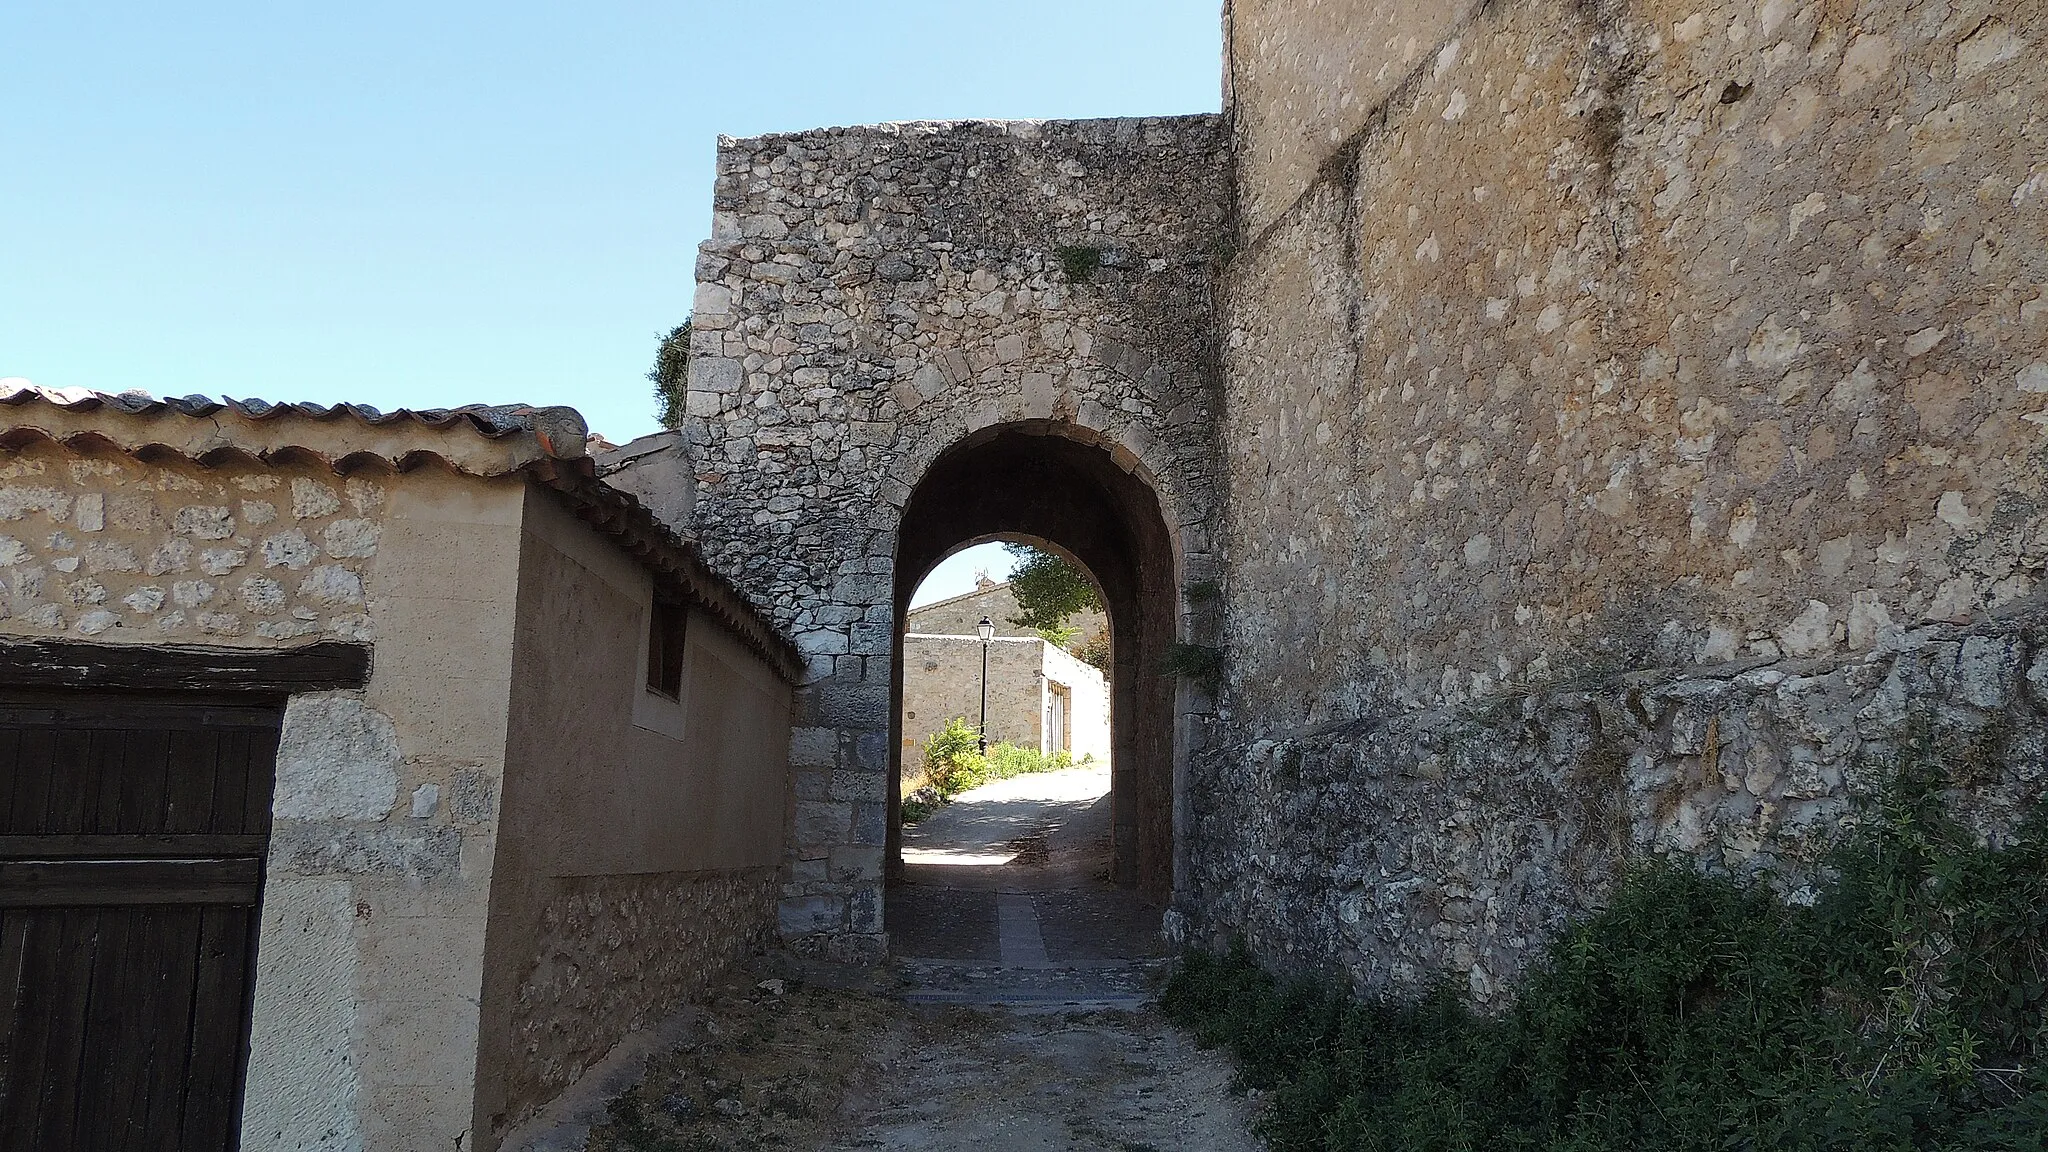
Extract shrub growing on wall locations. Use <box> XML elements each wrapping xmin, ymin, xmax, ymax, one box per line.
<box><xmin>1163</xmin><ymin>744</ymin><xmax>2048</xmax><ymax>1151</ymax></box>
<box><xmin>649</xmin><ymin>319</ymin><xmax>691</xmax><ymax>430</ymax></box>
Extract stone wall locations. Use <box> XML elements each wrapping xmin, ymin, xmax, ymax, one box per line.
<box><xmin>475</xmin><ymin>486</ymin><xmax>791</xmax><ymax>1148</ymax></box>
<box><xmin>1192</xmin><ymin>604</ymin><xmax>2048</xmax><ymax>999</ymax></box>
<box><xmin>901</xmin><ymin>635</ymin><xmax>1054</xmax><ymax>770</ymax></box>
<box><xmin>1226</xmin><ymin>0</ymin><xmax>1488</xmax><ymax>237</ymax></box>
<box><xmin>1</xmin><ymin>439</ymin><xmax>381</xmax><ymax>643</ymax></box>
<box><xmin>495</xmin><ymin>869</ymin><xmax>776</xmax><ymax>1127</ymax></box>
<box><xmin>898</xmin><ymin>633</ymin><xmax>1111</xmax><ymax>783</ymax></box>
<box><xmin>1197</xmin><ymin>0</ymin><xmax>2048</xmax><ymax>995</ymax></box>
<box><xmin>685</xmin><ymin>116</ymin><xmax>1229</xmax><ymax>952</ymax></box>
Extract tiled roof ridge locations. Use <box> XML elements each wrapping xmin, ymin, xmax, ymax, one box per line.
<box><xmin>0</xmin><ymin>380</ymin><xmax>803</xmax><ymax>680</ymax></box>
<box><xmin>524</xmin><ymin>458</ymin><xmax>805</xmax><ymax>684</ymax></box>
<box><xmin>0</xmin><ymin>379</ymin><xmax>589</xmax><ymax>459</ymax></box>
<box><xmin>907</xmin><ymin>578</ymin><xmax>1013</xmax><ymax>618</ymax></box>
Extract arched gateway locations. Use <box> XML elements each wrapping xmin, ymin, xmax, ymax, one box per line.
<box><xmin>892</xmin><ymin>424</ymin><xmax>1180</xmax><ymax>894</ymax></box>
<box><xmin>678</xmin><ymin>115</ymin><xmax>1228</xmax><ymax>957</ymax></box>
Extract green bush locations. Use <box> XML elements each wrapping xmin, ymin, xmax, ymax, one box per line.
<box><xmin>902</xmin><ymin>718</ymin><xmax>1084</xmax><ymax>823</ymax></box>
<box><xmin>920</xmin><ymin>717</ymin><xmax>985</xmax><ymax>797</ymax></box>
<box><xmin>1163</xmin><ymin>747</ymin><xmax>2048</xmax><ymax>1152</ymax></box>
<box><xmin>1057</xmin><ymin>244</ymin><xmax>1103</xmax><ymax>282</ymax></box>
<box><xmin>979</xmin><ymin>740</ymin><xmax>1076</xmax><ymax>785</ymax></box>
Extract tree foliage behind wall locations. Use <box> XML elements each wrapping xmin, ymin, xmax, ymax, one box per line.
<box><xmin>650</xmin><ymin>319</ymin><xmax>691</xmax><ymax>430</ymax></box>
<box><xmin>1002</xmin><ymin>543</ymin><xmax>1102</xmax><ymax>651</ymax></box>
<box><xmin>1073</xmin><ymin>623</ymin><xmax>1111</xmax><ymax>673</ymax></box>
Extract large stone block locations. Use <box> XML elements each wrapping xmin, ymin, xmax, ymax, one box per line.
<box><xmin>829</xmin><ymin>769</ymin><xmax>886</xmax><ymax>802</ymax></box>
<box><xmin>778</xmin><ymin>895</ymin><xmax>844</xmax><ymax>936</ymax></box>
<box><xmin>791</xmin><ymin>800</ymin><xmax>849</xmax><ymax>845</ymax></box>
<box><xmin>829</xmin><ymin>845</ymin><xmax>884</xmax><ymax>884</ymax></box>
<box><xmin>850</xmin><ymin>801</ymin><xmax>887</xmax><ymax>847</ymax></box>
<box><xmin>689</xmin><ymin>356</ymin><xmax>743</xmax><ymax>395</ymax></box>
<box><xmin>790</xmin><ymin>726</ymin><xmax>837</xmax><ymax>768</ymax></box>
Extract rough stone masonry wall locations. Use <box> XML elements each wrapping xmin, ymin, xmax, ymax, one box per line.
<box><xmin>901</xmin><ymin>635</ymin><xmax>1054</xmax><ymax>767</ymax></box>
<box><xmin>0</xmin><ymin>439</ymin><xmax>381</xmax><ymax>642</ymax></box>
<box><xmin>1197</xmin><ymin>0</ymin><xmax>2048</xmax><ymax>996</ymax></box>
<box><xmin>683</xmin><ymin>117</ymin><xmax>1228</xmax><ymax>951</ymax></box>
<box><xmin>1198</xmin><ymin>608</ymin><xmax>2048</xmax><ymax>999</ymax></box>
<box><xmin>497</xmin><ymin>869</ymin><xmax>776</xmax><ymax>1130</ymax></box>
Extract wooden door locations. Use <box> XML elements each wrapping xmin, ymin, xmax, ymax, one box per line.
<box><xmin>1047</xmin><ymin>683</ymin><xmax>1070</xmax><ymax>754</ymax></box>
<box><xmin>0</xmin><ymin>693</ymin><xmax>281</xmax><ymax>1152</ymax></box>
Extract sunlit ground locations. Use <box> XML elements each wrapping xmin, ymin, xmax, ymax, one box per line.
<box><xmin>900</xmin><ymin>760</ymin><xmax>1111</xmax><ymax>867</ymax></box>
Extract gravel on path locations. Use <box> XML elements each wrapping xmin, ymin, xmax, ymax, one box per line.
<box><xmin>578</xmin><ymin>966</ymin><xmax>1262</xmax><ymax>1152</ymax></box>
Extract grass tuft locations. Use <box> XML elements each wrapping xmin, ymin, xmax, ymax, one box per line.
<box><xmin>1058</xmin><ymin>245</ymin><xmax>1103</xmax><ymax>283</ymax></box>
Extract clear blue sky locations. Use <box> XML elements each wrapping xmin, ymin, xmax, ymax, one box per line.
<box><xmin>911</xmin><ymin>540</ymin><xmax>1016</xmax><ymax>609</ymax></box>
<box><xmin>2</xmin><ymin>1</ymin><xmax>1221</xmax><ymax>450</ymax></box>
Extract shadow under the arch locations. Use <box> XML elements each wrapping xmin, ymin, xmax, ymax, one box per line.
<box><xmin>886</xmin><ymin>760</ymin><xmax>1168</xmax><ymax>965</ymax></box>
<box><xmin>883</xmin><ymin>422</ymin><xmax>1184</xmax><ymax>996</ymax></box>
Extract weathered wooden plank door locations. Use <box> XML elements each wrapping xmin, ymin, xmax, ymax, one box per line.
<box><xmin>0</xmin><ymin>693</ymin><xmax>280</xmax><ymax>1152</ymax></box>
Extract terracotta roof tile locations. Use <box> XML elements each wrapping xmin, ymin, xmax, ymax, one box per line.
<box><xmin>0</xmin><ymin>378</ymin><xmax>587</xmax><ymax>473</ymax></box>
<box><xmin>2</xmin><ymin>378</ymin><xmax>589</xmax><ymax>450</ymax></box>
<box><xmin>0</xmin><ymin>380</ymin><xmax>803</xmax><ymax>680</ymax></box>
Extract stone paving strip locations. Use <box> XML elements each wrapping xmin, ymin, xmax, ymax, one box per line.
<box><xmin>995</xmin><ymin>892</ymin><xmax>1051</xmax><ymax>965</ymax></box>
<box><xmin>534</xmin><ymin>761</ymin><xmax>1237</xmax><ymax>1150</ymax></box>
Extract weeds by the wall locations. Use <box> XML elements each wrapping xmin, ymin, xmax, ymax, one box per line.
<box><xmin>1057</xmin><ymin>245</ymin><xmax>1103</xmax><ymax>283</ymax></box>
<box><xmin>1164</xmin><ymin>642</ymin><xmax>1224</xmax><ymax>693</ymax></box>
<box><xmin>1163</xmin><ymin>748</ymin><xmax>2048</xmax><ymax>1151</ymax></box>
<box><xmin>901</xmin><ymin>717</ymin><xmax>1091</xmax><ymax>824</ymax></box>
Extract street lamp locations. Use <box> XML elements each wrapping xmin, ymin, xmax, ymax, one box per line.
<box><xmin>975</xmin><ymin>615</ymin><xmax>995</xmax><ymax>754</ymax></box>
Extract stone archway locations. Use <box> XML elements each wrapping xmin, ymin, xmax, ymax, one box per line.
<box><xmin>677</xmin><ymin>115</ymin><xmax>1227</xmax><ymax>959</ymax></box>
<box><xmin>888</xmin><ymin>422</ymin><xmax>1181</xmax><ymax>897</ymax></box>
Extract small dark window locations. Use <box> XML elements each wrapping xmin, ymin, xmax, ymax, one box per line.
<box><xmin>646</xmin><ymin>600</ymin><xmax>688</xmax><ymax>699</ymax></box>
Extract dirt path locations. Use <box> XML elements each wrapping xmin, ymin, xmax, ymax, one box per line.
<box><xmin>820</xmin><ymin>999</ymin><xmax>1256</xmax><ymax>1152</ymax></box>
<box><xmin>580</xmin><ymin>971</ymin><xmax>1260</xmax><ymax>1152</ymax></box>
<box><xmin>572</xmin><ymin>766</ymin><xmax>1259</xmax><ymax>1151</ymax></box>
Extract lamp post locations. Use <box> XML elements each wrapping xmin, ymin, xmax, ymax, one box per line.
<box><xmin>975</xmin><ymin>615</ymin><xmax>995</xmax><ymax>754</ymax></box>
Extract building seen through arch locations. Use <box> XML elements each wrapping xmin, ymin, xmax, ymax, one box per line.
<box><xmin>898</xmin><ymin>569</ymin><xmax>1110</xmax><ymax>776</ymax></box>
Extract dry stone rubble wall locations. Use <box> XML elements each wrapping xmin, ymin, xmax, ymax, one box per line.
<box><xmin>684</xmin><ymin>116</ymin><xmax>1229</xmax><ymax>952</ymax></box>
<box><xmin>1198</xmin><ymin>0</ymin><xmax>2048</xmax><ymax>996</ymax></box>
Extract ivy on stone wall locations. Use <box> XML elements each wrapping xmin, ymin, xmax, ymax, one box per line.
<box><xmin>649</xmin><ymin>318</ymin><xmax>691</xmax><ymax>431</ymax></box>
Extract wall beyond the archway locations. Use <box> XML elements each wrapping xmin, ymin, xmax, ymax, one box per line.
<box><xmin>680</xmin><ymin>116</ymin><xmax>1229</xmax><ymax>958</ymax></box>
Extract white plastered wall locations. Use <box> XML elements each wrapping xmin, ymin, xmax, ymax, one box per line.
<box><xmin>1039</xmin><ymin>640</ymin><xmax>1110</xmax><ymax>764</ymax></box>
<box><xmin>240</xmin><ymin>470</ymin><xmax>528</xmax><ymax>1152</ymax></box>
